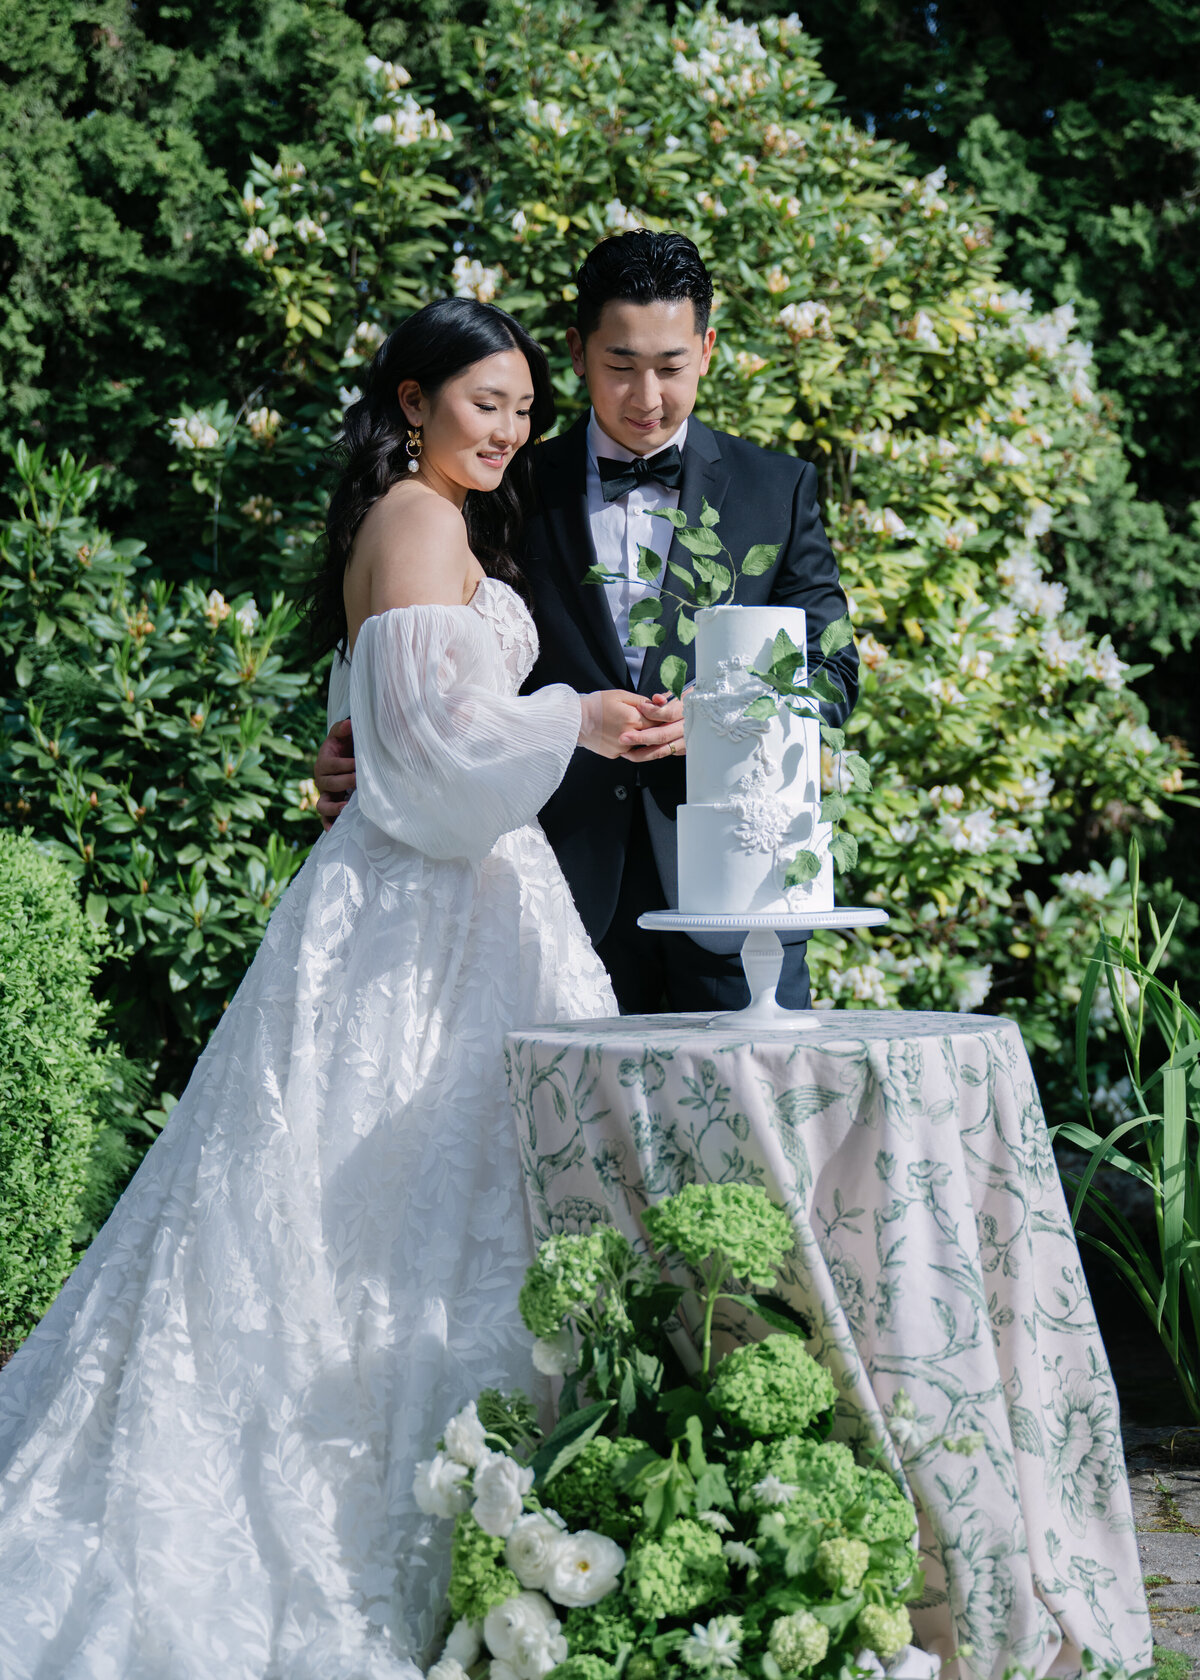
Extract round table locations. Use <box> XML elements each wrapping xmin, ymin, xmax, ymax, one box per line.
<box><xmin>504</xmin><ymin>1009</ymin><xmax>1151</xmax><ymax>1680</ymax></box>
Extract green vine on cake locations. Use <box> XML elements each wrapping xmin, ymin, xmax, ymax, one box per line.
<box><xmin>585</xmin><ymin>499</ymin><xmax>871</xmax><ymax>888</ymax></box>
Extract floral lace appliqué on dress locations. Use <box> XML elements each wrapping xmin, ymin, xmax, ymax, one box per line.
<box><xmin>0</xmin><ymin>577</ymin><xmax>616</xmax><ymax>1680</ymax></box>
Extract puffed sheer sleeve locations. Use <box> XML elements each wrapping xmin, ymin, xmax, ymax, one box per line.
<box><xmin>347</xmin><ymin>605</ymin><xmax>583</xmax><ymax>862</ymax></box>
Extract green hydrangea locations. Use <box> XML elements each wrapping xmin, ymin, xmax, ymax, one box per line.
<box><xmin>626</xmin><ymin>1655</ymin><xmax>681</xmax><ymax>1680</ymax></box>
<box><xmin>625</xmin><ymin>1518</ymin><xmax>730</xmax><ymax>1619</ymax></box>
<box><xmin>446</xmin><ymin>1513</ymin><xmax>521</xmax><ymax>1622</ymax></box>
<box><xmin>548</xmin><ymin>1659</ymin><xmax>615</xmax><ymax>1680</ymax></box>
<box><xmin>857</xmin><ymin>1604</ymin><xmax>913</xmax><ymax>1662</ymax></box>
<box><xmin>849</xmin><ymin>1467</ymin><xmax>918</xmax><ymax>1543</ymax></box>
<box><xmin>561</xmin><ymin>1596</ymin><xmax>642</xmax><ymax>1659</ymax></box>
<box><xmin>816</xmin><ymin>1536</ymin><xmax>871</xmax><ymax>1593</ymax></box>
<box><xmin>766</xmin><ymin>1609</ymin><xmax>830</xmax><ymax>1674</ymax></box>
<box><xmin>549</xmin><ymin>1435</ymin><xmax>647</xmax><ymax>1546</ymax></box>
<box><xmin>643</xmin><ymin>1184</ymin><xmax>794</xmax><ymax>1286</ymax></box>
<box><xmin>734</xmin><ymin>1438</ymin><xmax>858</xmax><ymax>1521</ymax></box>
<box><xmin>519</xmin><ymin>1228</ymin><xmax>633</xmax><ymax>1337</ymax></box>
<box><xmin>711</xmin><ymin>1336</ymin><xmax>835</xmax><ymax>1437</ymax></box>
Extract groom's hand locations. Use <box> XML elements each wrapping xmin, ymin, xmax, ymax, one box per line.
<box><xmin>619</xmin><ymin>692</ymin><xmax>686</xmax><ymax>764</ymax></box>
<box><xmin>314</xmin><ymin>717</ymin><xmax>356</xmax><ymax>831</ymax></box>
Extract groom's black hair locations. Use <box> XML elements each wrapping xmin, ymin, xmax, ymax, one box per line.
<box><xmin>574</xmin><ymin>231</ymin><xmax>714</xmax><ymax>342</ymax></box>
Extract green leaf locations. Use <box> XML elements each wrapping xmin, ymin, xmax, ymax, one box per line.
<box><xmin>819</xmin><ymin>613</ymin><xmax>855</xmax><ymax>657</ymax></box>
<box><xmin>820</xmin><ymin>794</ymin><xmax>847</xmax><ymax>823</ymax></box>
<box><xmin>35</xmin><ymin>611</ymin><xmax>56</xmax><ymax>645</ymax></box>
<box><xmin>741</xmin><ymin>543</ymin><xmax>780</xmax><ymax>576</ymax></box>
<box><xmin>651</xmin><ymin>507</ymin><xmax>689</xmax><ymax>529</ymax></box>
<box><xmin>819</xmin><ymin>724</ymin><xmax>846</xmax><ymax>752</ymax></box>
<box><xmin>744</xmin><ymin>695</ymin><xmax>777</xmax><ymax>720</ymax></box>
<box><xmin>807</xmin><ymin>668</ymin><xmax>845</xmax><ymax>704</ymax></box>
<box><xmin>637</xmin><ymin>544</ymin><xmax>664</xmax><ymax>583</ymax></box>
<box><xmin>830</xmin><ymin>831</ymin><xmax>859</xmax><ymax>871</ymax></box>
<box><xmin>583</xmin><ymin>564</ymin><xmax>619</xmax><ymax>586</ymax></box>
<box><xmin>725</xmin><ymin>1292</ymin><xmax>814</xmax><ymax>1339</ymax></box>
<box><xmin>659</xmin><ymin>654</ymin><xmax>688</xmax><ymax>697</ymax></box>
<box><xmin>844</xmin><ymin>752</ymin><xmax>873</xmax><ymax>791</ymax></box>
<box><xmin>530</xmin><ymin>1399</ymin><xmax>614</xmax><ymax>1486</ymax></box>
<box><xmin>784</xmin><ymin>850</ymin><xmax>822</xmax><ymax>886</ymax></box>
<box><xmin>676</xmin><ymin>526</ymin><xmax>724</xmax><ymax>557</ymax></box>
<box><xmin>699</xmin><ymin>498</ymin><xmax>720</xmax><ymax>528</ymax></box>
<box><xmin>628</xmin><ymin>621</ymin><xmax>665</xmax><ymax>647</ymax></box>
<box><xmin>15</xmin><ymin>652</ymin><xmax>33</xmax><ymax>687</ymax></box>
<box><xmin>676</xmin><ymin>612</ymin><xmax>697</xmax><ymax>647</ymax></box>
<box><xmin>628</xmin><ymin>597</ymin><xmax>663</xmax><ymax>624</ymax></box>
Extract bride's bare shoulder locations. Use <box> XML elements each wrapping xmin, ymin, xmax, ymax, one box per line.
<box><xmin>348</xmin><ymin>483</ymin><xmax>476</xmax><ymax>615</ymax></box>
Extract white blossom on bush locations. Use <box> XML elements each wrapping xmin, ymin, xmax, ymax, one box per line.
<box><xmin>953</xmin><ymin>965</ymin><xmax>993</xmax><ymax>1012</ymax></box>
<box><xmin>168</xmin><ymin>414</ymin><xmax>220</xmax><ymax>451</ymax></box>
<box><xmin>451</xmin><ymin>255</ymin><xmax>502</xmax><ymax>303</ymax></box>
<box><xmin>443</xmin><ymin>1400</ymin><xmax>489</xmax><ymax>1468</ymax></box>
<box><xmin>778</xmin><ymin>299</ymin><xmax>833</xmax><ymax>341</ymax></box>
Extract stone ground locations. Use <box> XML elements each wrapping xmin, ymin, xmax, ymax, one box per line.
<box><xmin>1124</xmin><ymin>1425</ymin><xmax>1200</xmax><ymax>1675</ymax></box>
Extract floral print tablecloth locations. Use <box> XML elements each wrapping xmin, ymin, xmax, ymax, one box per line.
<box><xmin>504</xmin><ymin>1010</ymin><xmax>1151</xmax><ymax>1680</ymax></box>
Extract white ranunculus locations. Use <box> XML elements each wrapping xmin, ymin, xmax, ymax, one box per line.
<box><xmin>483</xmin><ymin>1592</ymin><xmax>565</xmax><ymax>1678</ymax></box>
<box><xmin>489</xmin><ymin>1664</ymin><xmax>521</xmax><ymax>1680</ymax></box>
<box><xmin>472</xmin><ymin>1450</ymin><xmax>535</xmax><ymax>1538</ymax></box>
<box><xmin>531</xmin><ymin>1329</ymin><xmax>577</xmax><ymax>1377</ymax></box>
<box><xmin>543</xmin><ymin>1529</ymin><xmax>625</xmax><ymax>1607</ymax></box>
<box><xmin>443</xmin><ymin>1400</ymin><xmax>488</xmax><ymax>1468</ymax></box>
<box><xmin>427</xmin><ymin>1661</ymin><xmax>469</xmax><ymax>1680</ymax></box>
<box><xmin>505</xmin><ymin>1511</ymin><xmax>567</xmax><ymax>1590</ymax></box>
<box><xmin>443</xmin><ymin>1619</ymin><xmax>482</xmax><ymax>1667</ymax></box>
<box><xmin>412</xmin><ymin>1452</ymin><xmax>470</xmax><ymax>1519</ymax></box>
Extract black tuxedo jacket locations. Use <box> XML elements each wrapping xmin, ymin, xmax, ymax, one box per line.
<box><xmin>520</xmin><ymin>413</ymin><xmax>858</xmax><ymax>949</ymax></box>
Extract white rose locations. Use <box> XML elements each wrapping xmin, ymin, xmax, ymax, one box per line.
<box><xmin>443</xmin><ymin>1619</ymin><xmax>482</xmax><ymax>1667</ymax></box>
<box><xmin>472</xmin><ymin>1451</ymin><xmax>534</xmax><ymax>1538</ymax></box>
<box><xmin>543</xmin><ymin>1530</ymin><xmax>625</xmax><ymax>1607</ymax></box>
<box><xmin>412</xmin><ymin>1452</ymin><xmax>470</xmax><ymax>1519</ymax></box>
<box><xmin>505</xmin><ymin>1511</ymin><xmax>567</xmax><ymax>1590</ymax></box>
<box><xmin>531</xmin><ymin>1330</ymin><xmax>577</xmax><ymax>1377</ymax></box>
<box><xmin>428</xmin><ymin>1662</ymin><xmax>469</xmax><ymax>1680</ymax></box>
<box><xmin>444</xmin><ymin>1400</ymin><xmax>488</xmax><ymax>1468</ymax></box>
<box><xmin>483</xmin><ymin>1592</ymin><xmax>564</xmax><ymax>1677</ymax></box>
<box><xmin>490</xmin><ymin>1664</ymin><xmax>521</xmax><ymax>1680</ymax></box>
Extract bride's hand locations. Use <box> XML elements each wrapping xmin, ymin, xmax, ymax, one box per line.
<box><xmin>578</xmin><ymin>690</ymin><xmax>649</xmax><ymax>758</ymax></box>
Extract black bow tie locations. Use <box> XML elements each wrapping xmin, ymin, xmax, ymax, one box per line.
<box><xmin>597</xmin><ymin>445</ymin><xmax>684</xmax><ymax>503</ymax></box>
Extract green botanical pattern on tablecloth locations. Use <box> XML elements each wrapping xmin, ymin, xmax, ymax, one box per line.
<box><xmin>503</xmin><ymin>1011</ymin><xmax>1152</xmax><ymax>1680</ymax></box>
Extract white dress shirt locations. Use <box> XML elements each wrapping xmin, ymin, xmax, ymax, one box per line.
<box><xmin>586</xmin><ymin>410</ymin><xmax>689</xmax><ymax>686</ymax></box>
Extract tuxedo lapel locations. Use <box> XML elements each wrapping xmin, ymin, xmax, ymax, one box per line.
<box><xmin>536</xmin><ymin>418</ymin><xmax>630</xmax><ymax>688</ymax></box>
<box><xmin>638</xmin><ymin>419</ymin><xmax>732</xmax><ymax>697</ymax></box>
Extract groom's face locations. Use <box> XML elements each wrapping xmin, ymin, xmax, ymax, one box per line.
<box><xmin>566</xmin><ymin>298</ymin><xmax>716</xmax><ymax>456</ymax></box>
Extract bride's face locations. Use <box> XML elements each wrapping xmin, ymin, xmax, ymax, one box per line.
<box><xmin>400</xmin><ymin>349</ymin><xmax>534</xmax><ymax>502</ymax></box>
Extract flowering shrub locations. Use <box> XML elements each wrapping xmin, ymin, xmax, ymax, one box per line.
<box><xmin>161</xmin><ymin>0</ymin><xmax>1189</xmax><ymax>1065</ymax></box>
<box><xmin>414</xmin><ymin>1184</ymin><xmax>931</xmax><ymax>1680</ymax></box>
<box><xmin>0</xmin><ymin>443</ymin><xmax>325</xmax><ymax>1093</ymax></box>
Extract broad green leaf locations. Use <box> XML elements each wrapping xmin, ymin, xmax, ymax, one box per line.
<box><xmin>784</xmin><ymin>850</ymin><xmax>822</xmax><ymax>886</ymax></box>
<box><xmin>819</xmin><ymin>724</ymin><xmax>846</xmax><ymax>752</ymax></box>
<box><xmin>699</xmin><ymin>498</ymin><xmax>720</xmax><ymax>527</ymax></box>
<box><xmin>741</xmin><ymin>543</ymin><xmax>780</xmax><ymax>576</ymax></box>
<box><xmin>844</xmin><ymin>752</ymin><xmax>873</xmax><ymax>791</ymax></box>
<box><xmin>676</xmin><ymin>526</ymin><xmax>724</xmax><ymax>557</ymax></box>
<box><xmin>807</xmin><ymin>668</ymin><xmax>845</xmax><ymax>704</ymax></box>
<box><xmin>819</xmin><ymin>614</ymin><xmax>855</xmax><ymax>656</ymax></box>
<box><xmin>743</xmin><ymin>695</ymin><xmax>777</xmax><ymax>720</ymax></box>
<box><xmin>651</xmin><ymin>507</ymin><xmax>689</xmax><ymax>529</ymax></box>
<box><xmin>830</xmin><ymin>831</ymin><xmax>859</xmax><ymax>871</ymax></box>
<box><xmin>676</xmin><ymin>612</ymin><xmax>697</xmax><ymax>646</ymax></box>
<box><xmin>628</xmin><ymin>621</ymin><xmax>665</xmax><ymax>647</ymax></box>
<box><xmin>628</xmin><ymin>597</ymin><xmax>663</xmax><ymax>623</ymax></box>
<box><xmin>530</xmin><ymin>1399</ymin><xmax>614</xmax><ymax>1485</ymax></box>
<box><xmin>637</xmin><ymin>544</ymin><xmax>664</xmax><ymax>583</ymax></box>
<box><xmin>660</xmin><ymin>654</ymin><xmax>688</xmax><ymax>697</ymax></box>
<box><xmin>820</xmin><ymin>794</ymin><xmax>847</xmax><ymax>823</ymax></box>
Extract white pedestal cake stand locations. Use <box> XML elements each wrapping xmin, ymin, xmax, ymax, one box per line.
<box><xmin>637</xmin><ymin>908</ymin><xmax>890</xmax><ymax>1028</ymax></box>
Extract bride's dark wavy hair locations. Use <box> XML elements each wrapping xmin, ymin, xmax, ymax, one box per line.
<box><xmin>307</xmin><ymin>297</ymin><xmax>556</xmax><ymax>656</ymax></box>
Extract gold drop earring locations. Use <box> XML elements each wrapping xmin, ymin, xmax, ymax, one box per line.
<box><xmin>405</xmin><ymin>427</ymin><xmax>423</xmax><ymax>473</ymax></box>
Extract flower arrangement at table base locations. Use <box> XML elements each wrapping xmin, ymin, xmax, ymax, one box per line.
<box><xmin>413</xmin><ymin>1184</ymin><xmax>936</xmax><ymax>1680</ymax></box>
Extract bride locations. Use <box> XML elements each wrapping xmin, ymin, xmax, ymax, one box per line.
<box><xmin>0</xmin><ymin>298</ymin><xmax>638</xmax><ymax>1679</ymax></box>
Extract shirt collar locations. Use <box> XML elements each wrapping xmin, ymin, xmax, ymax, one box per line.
<box><xmin>586</xmin><ymin>409</ymin><xmax>690</xmax><ymax>468</ymax></box>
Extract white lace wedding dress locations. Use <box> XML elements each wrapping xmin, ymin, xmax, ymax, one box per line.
<box><xmin>0</xmin><ymin>578</ymin><xmax>616</xmax><ymax>1680</ymax></box>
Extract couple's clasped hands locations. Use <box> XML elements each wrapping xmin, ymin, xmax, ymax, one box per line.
<box><xmin>578</xmin><ymin>689</ymin><xmax>685</xmax><ymax>762</ymax></box>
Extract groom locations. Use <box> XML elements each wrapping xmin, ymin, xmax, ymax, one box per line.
<box><xmin>316</xmin><ymin>231</ymin><xmax>858</xmax><ymax>1013</ymax></box>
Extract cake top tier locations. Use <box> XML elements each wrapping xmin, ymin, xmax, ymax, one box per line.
<box><xmin>694</xmin><ymin>605</ymin><xmax>808</xmax><ymax>678</ymax></box>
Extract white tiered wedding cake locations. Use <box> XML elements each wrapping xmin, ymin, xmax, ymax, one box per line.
<box><xmin>676</xmin><ymin>605</ymin><xmax>833</xmax><ymax>915</ymax></box>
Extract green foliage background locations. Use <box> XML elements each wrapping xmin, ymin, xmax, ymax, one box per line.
<box><xmin>1</xmin><ymin>0</ymin><xmax>1195</xmax><ymax>1207</ymax></box>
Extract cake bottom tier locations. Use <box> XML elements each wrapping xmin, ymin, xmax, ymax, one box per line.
<box><xmin>676</xmin><ymin>802</ymin><xmax>834</xmax><ymax>915</ymax></box>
